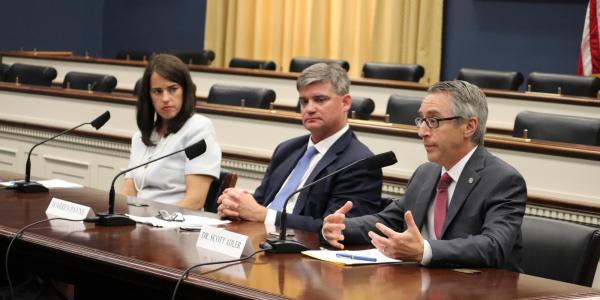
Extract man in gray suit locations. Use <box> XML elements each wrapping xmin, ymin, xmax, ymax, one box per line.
<box><xmin>322</xmin><ymin>80</ymin><xmax>527</xmax><ymax>271</ymax></box>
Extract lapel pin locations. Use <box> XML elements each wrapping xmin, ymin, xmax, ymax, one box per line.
<box><xmin>468</xmin><ymin>177</ymin><xmax>474</xmax><ymax>184</ymax></box>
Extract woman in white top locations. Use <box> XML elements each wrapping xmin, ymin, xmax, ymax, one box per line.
<box><xmin>121</xmin><ymin>54</ymin><xmax>221</xmax><ymax>209</ymax></box>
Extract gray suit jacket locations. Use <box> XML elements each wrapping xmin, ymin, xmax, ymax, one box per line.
<box><xmin>343</xmin><ymin>147</ymin><xmax>527</xmax><ymax>271</ymax></box>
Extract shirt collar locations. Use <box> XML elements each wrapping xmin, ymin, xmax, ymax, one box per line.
<box><xmin>308</xmin><ymin>124</ymin><xmax>350</xmax><ymax>155</ymax></box>
<box><xmin>441</xmin><ymin>146</ymin><xmax>478</xmax><ymax>182</ymax></box>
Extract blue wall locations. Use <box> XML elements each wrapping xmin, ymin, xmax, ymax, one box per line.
<box><xmin>443</xmin><ymin>0</ymin><xmax>589</xmax><ymax>85</ymax></box>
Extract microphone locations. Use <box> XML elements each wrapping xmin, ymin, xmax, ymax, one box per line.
<box><xmin>260</xmin><ymin>151</ymin><xmax>397</xmax><ymax>253</ymax></box>
<box><xmin>9</xmin><ymin>111</ymin><xmax>111</xmax><ymax>193</ymax></box>
<box><xmin>95</xmin><ymin>139</ymin><xmax>207</xmax><ymax>226</ymax></box>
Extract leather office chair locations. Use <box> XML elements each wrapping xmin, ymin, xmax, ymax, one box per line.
<box><xmin>4</xmin><ymin>63</ymin><xmax>57</xmax><ymax>87</ymax></box>
<box><xmin>294</xmin><ymin>96</ymin><xmax>375</xmax><ymax>120</ymax></box>
<box><xmin>513</xmin><ymin>111</ymin><xmax>600</xmax><ymax>146</ymax></box>
<box><xmin>133</xmin><ymin>78</ymin><xmax>142</xmax><ymax>96</ymax></box>
<box><xmin>115</xmin><ymin>50</ymin><xmax>154</xmax><ymax>61</ymax></box>
<box><xmin>527</xmin><ymin>72</ymin><xmax>600</xmax><ymax>97</ymax></box>
<box><xmin>204</xmin><ymin>171</ymin><xmax>238</xmax><ymax>213</ymax></box>
<box><xmin>0</xmin><ymin>63</ymin><xmax>9</xmax><ymax>81</ymax></box>
<box><xmin>521</xmin><ymin>215</ymin><xmax>600</xmax><ymax>287</ymax></box>
<box><xmin>289</xmin><ymin>57</ymin><xmax>350</xmax><ymax>73</ymax></box>
<box><xmin>229</xmin><ymin>58</ymin><xmax>277</xmax><ymax>70</ymax></box>
<box><xmin>207</xmin><ymin>84</ymin><xmax>276</xmax><ymax>109</ymax></box>
<box><xmin>385</xmin><ymin>94</ymin><xmax>423</xmax><ymax>125</ymax></box>
<box><xmin>62</xmin><ymin>71</ymin><xmax>118</xmax><ymax>93</ymax></box>
<box><xmin>457</xmin><ymin>68</ymin><xmax>524</xmax><ymax>91</ymax></box>
<box><xmin>171</xmin><ymin>50</ymin><xmax>215</xmax><ymax>66</ymax></box>
<box><xmin>362</xmin><ymin>62</ymin><xmax>425</xmax><ymax>82</ymax></box>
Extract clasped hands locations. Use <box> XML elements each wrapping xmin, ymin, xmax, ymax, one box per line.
<box><xmin>322</xmin><ymin>201</ymin><xmax>425</xmax><ymax>262</ymax></box>
<box><xmin>217</xmin><ymin>187</ymin><xmax>267</xmax><ymax>222</ymax></box>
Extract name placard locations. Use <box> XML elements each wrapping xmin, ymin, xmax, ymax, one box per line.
<box><xmin>196</xmin><ymin>226</ymin><xmax>248</xmax><ymax>258</ymax></box>
<box><xmin>45</xmin><ymin>197</ymin><xmax>93</xmax><ymax>220</ymax></box>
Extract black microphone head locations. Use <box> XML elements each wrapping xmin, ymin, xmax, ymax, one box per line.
<box><xmin>185</xmin><ymin>139</ymin><xmax>206</xmax><ymax>160</ymax></box>
<box><xmin>91</xmin><ymin>111</ymin><xmax>111</xmax><ymax>130</ymax></box>
<box><xmin>366</xmin><ymin>151</ymin><xmax>397</xmax><ymax>170</ymax></box>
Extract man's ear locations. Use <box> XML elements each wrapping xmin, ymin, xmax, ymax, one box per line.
<box><xmin>464</xmin><ymin>117</ymin><xmax>478</xmax><ymax>139</ymax></box>
<box><xmin>341</xmin><ymin>94</ymin><xmax>352</xmax><ymax>113</ymax></box>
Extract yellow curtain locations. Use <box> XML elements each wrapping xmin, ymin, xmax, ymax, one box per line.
<box><xmin>205</xmin><ymin>0</ymin><xmax>443</xmax><ymax>84</ymax></box>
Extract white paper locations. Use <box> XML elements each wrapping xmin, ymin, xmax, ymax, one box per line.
<box><xmin>196</xmin><ymin>225</ymin><xmax>248</xmax><ymax>258</ymax></box>
<box><xmin>302</xmin><ymin>248</ymin><xmax>402</xmax><ymax>265</ymax></box>
<box><xmin>0</xmin><ymin>178</ymin><xmax>82</xmax><ymax>189</ymax></box>
<box><xmin>45</xmin><ymin>197</ymin><xmax>93</xmax><ymax>220</ymax></box>
<box><xmin>126</xmin><ymin>214</ymin><xmax>230</xmax><ymax>229</ymax></box>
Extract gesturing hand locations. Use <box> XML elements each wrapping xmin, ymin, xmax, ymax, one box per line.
<box><xmin>368</xmin><ymin>211</ymin><xmax>424</xmax><ymax>262</ymax></box>
<box><xmin>322</xmin><ymin>201</ymin><xmax>353</xmax><ymax>249</ymax></box>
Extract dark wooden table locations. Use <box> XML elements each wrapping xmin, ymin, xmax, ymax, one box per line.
<box><xmin>0</xmin><ymin>171</ymin><xmax>598</xmax><ymax>299</ymax></box>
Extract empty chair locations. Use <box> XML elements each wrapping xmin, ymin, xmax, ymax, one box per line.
<box><xmin>362</xmin><ymin>62</ymin><xmax>425</xmax><ymax>82</ymax></box>
<box><xmin>527</xmin><ymin>72</ymin><xmax>600</xmax><ymax>97</ymax></box>
<box><xmin>207</xmin><ymin>84</ymin><xmax>276</xmax><ymax>109</ymax></box>
<box><xmin>289</xmin><ymin>57</ymin><xmax>350</xmax><ymax>73</ymax></box>
<box><xmin>4</xmin><ymin>63</ymin><xmax>57</xmax><ymax>87</ymax></box>
<box><xmin>116</xmin><ymin>50</ymin><xmax>154</xmax><ymax>61</ymax></box>
<box><xmin>385</xmin><ymin>94</ymin><xmax>422</xmax><ymax>125</ymax></box>
<box><xmin>204</xmin><ymin>171</ymin><xmax>238</xmax><ymax>213</ymax></box>
<box><xmin>513</xmin><ymin>111</ymin><xmax>600</xmax><ymax>146</ymax></box>
<box><xmin>133</xmin><ymin>78</ymin><xmax>142</xmax><ymax>96</ymax></box>
<box><xmin>171</xmin><ymin>50</ymin><xmax>215</xmax><ymax>66</ymax></box>
<box><xmin>62</xmin><ymin>71</ymin><xmax>118</xmax><ymax>93</ymax></box>
<box><xmin>0</xmin><ymin>63</ymin><xmax>9</xmax><ymax>81</ymax></box>
<box><xmin>457</xmin><ymin>68</ymin><xmax>524</xmax><ymax>91</ymax></box>
<box><xmin>521</xmin><ymin>215</ymin><xmax>600</xmax><ymax>286</ymax></box>
<box><xmin>229</xmin><ymin>58</ymin><xmax>277</xmax><ymax>70</ymax></box>
<box><xmin>294</xmin><ymin>96</ymin><xmax>375</xmax><ymax>120</ymax></box>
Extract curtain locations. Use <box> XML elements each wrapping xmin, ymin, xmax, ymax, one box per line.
<box><xmin>205</xmin><ymin>0</ymin><xmax>443</xmax><ymax>83</ymax></box>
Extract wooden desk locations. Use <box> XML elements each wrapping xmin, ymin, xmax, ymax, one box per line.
<box><xmin>0</xmin><ymin>171</ymin><xmax>598</xmax><ymax>300</ymax></box>
<box><xmin>3</xmin><ymin>52</ymin><xmax>600</xmax><ymax>132</ymax></box>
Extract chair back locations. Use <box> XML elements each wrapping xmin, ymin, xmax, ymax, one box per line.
<box><xmin>229</xmin><ymin>58</ymin><xmax>276</xmax><ymax>70</ymax></box>
<box><xmin>115</xmin><ymin>50</ymin><xmax>154</xmax><ymax>61</ymax></box>
<box><xmin>521</xmin><ymin>215</ymin><xmax>600</xmax><ymax>286</ymax></box>
<box><xmin>385</xmin><ymin>94</ymin><xmax>422</xmax><ymax>125</ymax></box>
<box><xmin>513</xmin><ymin>111</ymin><xmax>600</xmax><ymax>146</ymax></box>
<box><xmin>171</xmin><ymin>50</ymin><xmax>215</xmax><ymax>66</ymax></box>
<box><xmin>5</xmin><ymin>63</ymin><xmax>57</xmax><ymax>87</ymax></box>
<box><xmin>362</xmin><ymin>62</ymin><xmax>424</xmax><ymax>82</ymax></box>
<box><xmin>527</xmin><ymin>72</ymin><xmax>600</xmax><ymax>97</ymax></box>
<box><xmin>62</xmin><ymin>71</ymin><xmax>118</xmax><ymax>93</ymax></box>
<box><xmin>0</xmin><ymin>63</ymin><xmax>9</xmax><ymax>81</ymax></box>
<box><xmin>207</xmin><ymin>84</ymin><xmax>276</xmax><ymax>109</ymax></box>
<box><xmin>294</xmin><ymin>96</ymin><xmax>374</xmax><ymax>120</ymax></box>
<box><xmin>204</xmin><ymin>171</ymin><xmax>238</xmax><ymax>213</ymax></box>
<box><xmin>457</xmin><ymin>68</ymin><xmax>524</xmax><ymax>91</ymax></box>
<box><xmin>289</xmin><ymin>57</ymin><xmax>350</xmax><ymax>73</ymax></box>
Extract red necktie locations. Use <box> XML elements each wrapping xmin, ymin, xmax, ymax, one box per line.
<box><xmin>433</xmin><ymin>172</ymin><xmax>453</xmax><ymax>239</ymax></box>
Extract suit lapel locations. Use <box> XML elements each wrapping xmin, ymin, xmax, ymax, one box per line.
<box><xmin>292</xmin><ymin>130</ymin><xmax>353</xmax><ymax>214</ymax></box>
<box><xmin>441</xmin><ymin>147</ymin><xmax>486</xmax><ymax>237</ymax></box>
<box><xmin>412</xmin><ymin>168</ymin><xmax>440</xmax><ymax>229</ymax></box>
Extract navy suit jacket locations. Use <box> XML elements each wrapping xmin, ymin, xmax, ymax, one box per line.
<box><xmin>254</xmin><ymin>129</ymin><xmax>383</xmax><ymax>232</ymax></box>
<box><xmin>342</xmin><ymin>147</ymin><xmax>527</xmax><ymax>271</ymax></box>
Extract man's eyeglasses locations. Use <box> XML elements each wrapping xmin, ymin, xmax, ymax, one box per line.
<box><xmin>415</xmin><ymin>116</ymin><xmax>463</xmax><ymax>129</ymax></box>
<box><xmin>156</xmin><ymin>210</ymin><xmax>185</xmax><ymax>222</ymax></box>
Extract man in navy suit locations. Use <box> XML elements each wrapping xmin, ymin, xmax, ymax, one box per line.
<box><xmin>217</xmin><ymin>63</ymin><xmax>383</xmax><ymax>232</ymax></box>
<box><xmin>323</xmin><ymin>80</ymin><xmax>527</xmax><ymax>271</ymax></box>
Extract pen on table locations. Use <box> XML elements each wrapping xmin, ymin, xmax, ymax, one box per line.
<box><xmin>335</xmin><ymin>253</ymin><xmax>377</xmax><ymax>262</ymax></box>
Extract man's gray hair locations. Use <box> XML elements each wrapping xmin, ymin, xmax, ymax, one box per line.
<box><xmin>296</xmin><ymin>63</ymin><xmax>350</xmax><ymax>95</ymax></box>
<box><xmin>427</xmin><ymin>80</ymin><xmax>488</xmax><ymax>145</ymax></box>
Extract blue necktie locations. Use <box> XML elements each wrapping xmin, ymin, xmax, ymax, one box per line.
<box><xmin>269</xmin><ymin>146</ymin><xmax>319</xmax><ymax>212</ymax></box>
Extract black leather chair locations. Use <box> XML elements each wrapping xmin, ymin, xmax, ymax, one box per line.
<box><xmin>229</xmin><ymin>58</ymin><xmax>277</xmax><ymax>70</ymax></box>
<box><xmin>385</xmin><ymin>94</ymin><xmax>422</xmax><ymax>125</ymax></box>
<box><xmin>62</xmin><ymin>71</ymin><xmax>118</xmax><ymax>93</ymax></box>
<box><xmin>4</xmin><ymin>63</ymin><xmax>57</xmax><ymax>87</ymax></box>
<box><xmin>204</xmin><ymin>171</ymin><xmax>238</xmax><ymax>213</ymax></box>
<box><xmin>0</xmin><ymin>63</ymin><xmax>9</xmax><ymax>81</ymax></box>
<box><xmin>294</xmin><ymin>96</ymin><xmax>375</xmax><ymax>120</ymax></box>
<box><xmin>362</xmin><ymin>62</ymin><xmax>425</xmax><ymax>82</ymax></box>
<box><xmin>115</xmin><ymin>50</ymin><xmax>154</xmax><ymax>61</ymax></box>
<box><xmin>171</xmin><ymin>50</ymin><xmax>215</xmax><ymax>66</ymax></box>
<box><xmin>289</xmin><ymin>57</ymin><xmax>350</xmax><ymax>73</ymax></box>
<box><xmin>457</xmin><ymin>68</ymin><xmax>524</xmax><ymax>91</ymax></box>
<box><xmin>207</xmin><ymin>84</ymin><xmax>276</xmax><ymax>109</ymax></box>
<box><xmin>513</xmin><ymin>111</ymin><xmax>600</xmax><ymax>146</ymax></box>
<box><xmin>521</xmin><ymin>215</ymin><xmax>600</xmax><ymax>287</ymax></box>
<box><xmin>133</xmin><ymin>78</ymin><xmax>142</xmax><ymax>96</ymax></box>
<box><xmin>527</xmin><ymin>72</ymin><xmax>600</xmax><ymax>97</ymax></box>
